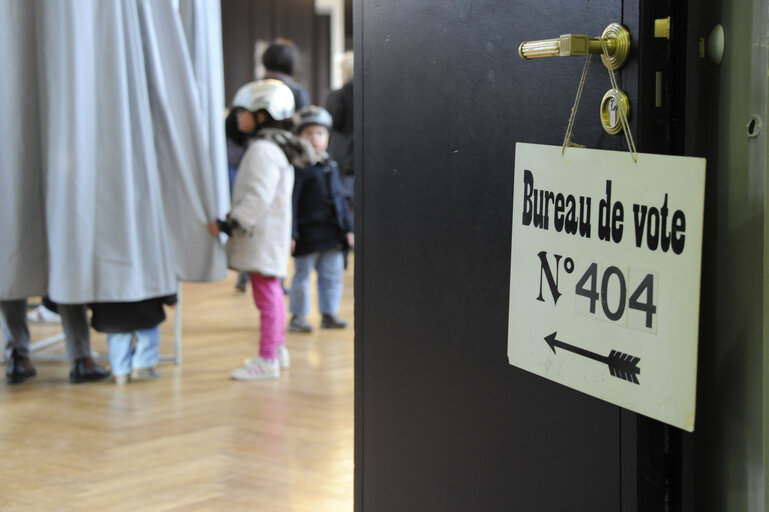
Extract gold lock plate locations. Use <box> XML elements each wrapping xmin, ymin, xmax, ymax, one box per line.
<box><xmin>654</xmin><ymin>17</ymin><xmax>671</xmax><ymax>39</ymax></box>
<box><xmin>600</xmin><ymin>89</ymin><xmax>630</xmax><ymax>135</ymax></box>
<box><xmin>599</xmin><ymin>23</ymin><xmax>630</xmax><ymax>70</ymax></box>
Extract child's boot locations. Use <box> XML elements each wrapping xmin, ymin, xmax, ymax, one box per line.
<box><xmin>321</xmin><ymin>314</ymin><xmax>348</xmax><ymax>329</ymax></box>
<box><xmin>288</xmin><ymin>315</ymin><xmax>313</xmax><ymax>333</ymax></box>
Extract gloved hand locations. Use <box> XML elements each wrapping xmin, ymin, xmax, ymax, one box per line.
<box><xmin>216</xmin><ymin>218</ymin><xmax>234</xmax><ymax>237</ymax></box>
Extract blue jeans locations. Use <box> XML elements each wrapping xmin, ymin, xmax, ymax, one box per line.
<box><xmin>289</xmin><ymin>249</ymin><xmax>344</xmax><ymax>317</ymax></box>
<box><xmin>107</xmin><ymin>326</ymin><xmax>160</xmax><ymax>376</ymax></box>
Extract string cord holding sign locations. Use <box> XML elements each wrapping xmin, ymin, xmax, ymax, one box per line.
<box><xmin>561</xmin><ymin>39</ymin><xmax>640</xmax><ymax>163</ymax></box>
<box><xmin>562</xmin><ymin>54</ymin><xmax>592</xmax><ymax>156</ymax></box>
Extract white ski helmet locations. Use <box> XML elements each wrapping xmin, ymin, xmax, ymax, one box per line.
<box><xmin>294</xmin><ymin>105</ymin><xmax>333</xmax><ymax>132</ymax></box>
<box><xmin>232</xmin><ymin>79</ymin><xmax>295</xmax><ymax>121</ymax></box>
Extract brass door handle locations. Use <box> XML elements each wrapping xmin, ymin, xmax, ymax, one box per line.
<box><xmin>519</xmin><ymin>23</ymin><xmax>630</xmax><ymax>70</ymax></box>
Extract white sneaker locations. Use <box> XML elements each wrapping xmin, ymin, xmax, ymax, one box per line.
<box><xmin>27</xmin><ymin>305</ymin><xmax>61</xmax><ymax>324</ymax></box>
<box><xmin>230</xmin><ymin>356</ymin><xmax>279</xmax><ymax>380</ymax></box>
<box><xmin>243</xmin><ymin>345</ymin><xmax>290</xmax><ymax>370</ymax></box>
<box><xmin>277</xmin><ymin>345</ymin><xmax>290</xmax><ymax>369</ymax></box>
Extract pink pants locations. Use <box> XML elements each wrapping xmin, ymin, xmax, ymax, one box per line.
<box><xmin>250</xmin><ymin>273</ymin><xmax>286</xmax><ymax>360</ymax></box>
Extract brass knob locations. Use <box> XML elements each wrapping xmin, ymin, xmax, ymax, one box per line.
<box><xmin>519</xmin><ymin>23</ymin><xmax>631</xmax><ymax>70</ymax></box>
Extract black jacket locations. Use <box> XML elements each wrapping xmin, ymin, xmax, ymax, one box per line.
<box><xmin>325</xmin><ymin>81</ymin><xmax>354</xmax><ymax>176</ymax></box>
<box><xmin>292</xmin><ymin>158</ymin><xmax>353</xmax><ymax>257</ymax></box>
<box><xmin>263</xmin><ymin>71</ymin><xmax>310</xmax><ymax>110</ymax></box>
<box><xmin>90</xmin><ymin>294</ymin><xmax>177</xmax><ymax>333</ymax></box>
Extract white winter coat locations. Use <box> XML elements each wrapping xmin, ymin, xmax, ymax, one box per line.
<box><xmin>226</xmin><ymin>139</ymin><xmax>294</xmax><ymax>277</ymax></box>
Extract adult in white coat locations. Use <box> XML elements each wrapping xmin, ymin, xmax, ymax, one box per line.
<box><xmin>211</xmin><ymin>79</ymin><xmax>313</xmax><ymax>380</ymax></box>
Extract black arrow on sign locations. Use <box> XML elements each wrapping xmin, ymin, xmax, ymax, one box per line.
<box><xmin>544</xmin><ymin>332</ymin><xmax>641</xmax><ymax>385</ymax></box>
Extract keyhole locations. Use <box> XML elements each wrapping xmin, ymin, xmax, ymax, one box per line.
<box><xmin>609</xmin><ymin>99</ymin><xmax>618</xmax><ymax>127</ymax></box>
<box><xmin>600</xmin><ymin>88</ymin><xmax>629</xmax><ymax>136</ymax></box>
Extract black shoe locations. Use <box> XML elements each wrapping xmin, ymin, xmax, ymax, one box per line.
<box><xmin>321</xmin><ymin>314</ymin><xmax>348</xmax><ymax>329</ymax></box>
<box><xmin>69</xmin><ymin>357</ymin><xmax>110</xmax><ymax>384</ymax></box>
<box><xmin>6</xmin><ymin>350</ymin><xmax>37</xmax><ymax>384</ymax></box>
<box><xmin>288</xmin><ymin>315</ymin><xmax>313</xmax><ymax>333</ymax></box>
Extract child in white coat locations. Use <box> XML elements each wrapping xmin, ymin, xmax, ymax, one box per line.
<box><xmin>210</xmin><ymin>79</ymin><xmax>313</xmax><ymax>380</ymax></box>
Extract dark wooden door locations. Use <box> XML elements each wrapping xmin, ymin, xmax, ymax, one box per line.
<box><xmin>354</xmin><ymin>1</ymin><xmax>681</xmax><ymax>510</ymax></box>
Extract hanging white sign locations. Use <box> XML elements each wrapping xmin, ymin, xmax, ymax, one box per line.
<box><xmin>507</xmin><ymin>143</ymin><xmax>706</xmax><ymax>432</ymax></box>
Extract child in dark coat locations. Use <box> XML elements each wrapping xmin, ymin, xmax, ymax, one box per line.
<box><xmin>90</xmin><ymin>294</ymin><xmax>177</xmax><ymax>384</ymax></box>
<box><xmin>288</xmin><ymin>106</ymin><xmax>354</xmax><ymax>333</ymax></box>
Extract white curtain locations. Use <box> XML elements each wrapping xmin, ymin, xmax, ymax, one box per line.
<box><xmin>0</xmin><ymin>0</ymin><xmax>229</xmax><ymax>303</ymax></box>
<box><xmin>0</xmin><ymin>1</ymin><xmax>48</xmax><ymax>300</ymax></box>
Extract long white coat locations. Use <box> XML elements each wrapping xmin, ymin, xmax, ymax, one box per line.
<box><xmin>226</xmin><ymin>139</ymin><xmax>294</xmax><ymax>278</ymax></box>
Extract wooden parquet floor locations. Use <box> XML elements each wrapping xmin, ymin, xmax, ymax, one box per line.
<box><xmin>0</xmin><ymin>263</ymin><xmax>355</xmax><ymax>511</ymax></box>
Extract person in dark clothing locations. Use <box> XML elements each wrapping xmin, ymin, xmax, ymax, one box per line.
<box><xmin>262</xmin><ymin>38</ymin><xmax>310</xmax><ymax>111</ymax></box>
<box><xmin>288</xmin><ymin>106</ymin><xmax>354</xmax><ymax>333</ymax></box>
<box><xmin>90</xmin><ymin>294</ymin><xmax>177</xmax><ymax>384</ymax></box>
<box><xmin>3</xmin><ymin>298</ymin><xmax>110</xmax><ymax>384</ymax></box>
<box><xmin>2</xmin><ymin>300</ymin><xmax>37</xmax><ymax>383</ymax></box>
<box><xmin>325</xmin><ymin>51</ymin><xmax>355</xmax><ymax>217</ymax></box>
<box><xmin>261</xmin><ymin>38</ymin><xmax>311</xmax><ymax>296</ymax></box>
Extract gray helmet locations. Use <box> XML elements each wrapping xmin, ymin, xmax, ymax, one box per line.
<box><xmin>232</xmin><ymin>79</ymin><xmax>295</xmax><ymax>121</ymax></box>
<box><xmin>294</xmin><ymin>105</ymin><xmax>333</xmax><ymax>132</ymax></box>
